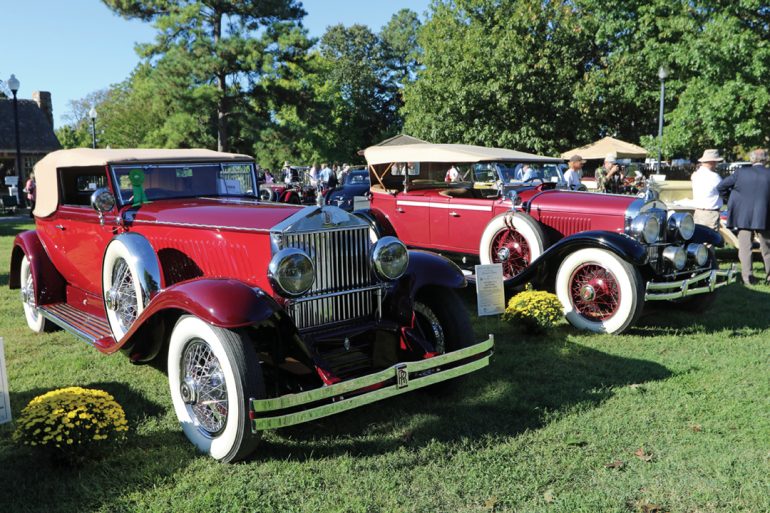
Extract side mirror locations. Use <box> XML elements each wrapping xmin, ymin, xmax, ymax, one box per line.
<box><xmin>91</xmin><ymin>188</ymin><xmax>116</xmax><ymax>226</ymax></box>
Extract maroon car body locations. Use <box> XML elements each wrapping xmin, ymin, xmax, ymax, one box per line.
<box><xmin>359</xmin><ymin>142</ymin><xmax>735</xmax><ymax>334</ymax></box>
<box><xmin>10</xmin><ymin>148</ymin><xmax>493</xmax><ymax>462</ymax></box>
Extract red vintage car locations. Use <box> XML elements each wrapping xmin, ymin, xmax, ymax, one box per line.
<box><xmin>10</xmin><ymin>148</ymin><xmax>493</xmax><ymax>462</ymax></box>
<box><xmin>358</xmin><ymin>141</ymin><xmax>736</xmax><ymax>334</ymax></box>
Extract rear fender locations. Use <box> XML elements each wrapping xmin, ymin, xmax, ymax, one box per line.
<box><xmin>10</xmin><ymin>230</ymin><xmax>66</xmax><ymax>305</ymax></box>
<box><xmin>112</xmin><ymin>279</ymin><xmax>282</xmax><ymax>355</ymax></box>
<box><xmin>504</xmin><ymin>231</ymin><xmax>647</xmax><ymax>289</ymax></box>
<box><xmin>690</xmin><ymin>225</ymin><xmax>724</xmax><ymax>247</ymax></box>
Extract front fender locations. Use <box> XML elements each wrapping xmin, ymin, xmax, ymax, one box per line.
<box><xmin>353</xmin><ymin>208</ymin><xmax>396</xmax><ymax>237</ymax></box>
<box><xmin>10</xmin><ymin>230</ymin><xmax>66</xmax><ymax>305</ymax></box>
<box><xmin>504</xmin><ymin>231</ymin><xmax>647</xmax><ymax>288</ymax></box>
<box><xmin>112</xmin><ymin>279</ymin><xmax>282</xmax><ymax>354</ymax></box>
<box><xmin>690</xmin><ymin>225</ymin><xmax>724</xmax><ymax>247</ymax></box>
<box><xmin>404</xmin><ymin>250</ymin><xmax>466</xmax><ymax>296</ymax></box>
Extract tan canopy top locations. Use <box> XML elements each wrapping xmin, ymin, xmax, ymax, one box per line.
<box><xmin>561</xmin><ymin>136</ymin><xmax>648</xmax><ymax>160</ymax></box>
<box><xmin>33</xmin><ymin>148</ymin><xmax>252</xmax><ymax>218</ymax></box>
<box><xmin>363</xmin><ymin>142</ymin><xmax>563</xmax><ymax>165</ymax></box>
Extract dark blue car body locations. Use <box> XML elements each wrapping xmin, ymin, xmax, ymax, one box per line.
<box><xmin>325</xmin><ymin>170</ymin><xmax>370</xmax><ymax>211</ymax></box>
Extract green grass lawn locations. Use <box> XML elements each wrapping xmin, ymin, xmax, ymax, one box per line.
<box><xmin>0</xmin><ymin>221</ymin><xmax>768</xmax><ymax>513</ymax></box>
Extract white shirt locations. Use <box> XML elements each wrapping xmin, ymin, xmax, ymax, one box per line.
<box><xmin>691</xmin><ymin>165</ymin><xmax>723</xmax><ymax>210</ymax></box>
<box><xmin>564</xmin><ymin>168</ymin><xmax>581</xmax><ymax>190</ymax></box>
<box><xmin>445</xmin><ymin>166</ymin><xmax>459</xmax><ymax>182</ymax></box>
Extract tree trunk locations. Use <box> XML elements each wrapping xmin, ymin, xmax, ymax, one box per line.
<box><xmin>214</xmin><ymin>11</ymin><xmax>227</xmax><ymax>152</ymax></box>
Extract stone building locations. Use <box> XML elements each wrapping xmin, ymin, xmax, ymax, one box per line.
<box><xmin>0</xmin><ymin>91</ymin><xmax>61</xmax><ymax>186</ymax></box>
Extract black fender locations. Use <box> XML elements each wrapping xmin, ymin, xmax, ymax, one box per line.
<box><xmin>690</xmin><ymin>225</ymin><xmax>724</xmax><ymax>247</ymax></box>
<box><xmin>10</xmin><ymin>230</ymin><xmax>66</xmax><ymax>305</ymax></box>
<box><xmin>386</xmin><ymin>250</ymin><xmax>467</xmax><ymax>325</ymax></box>
<box><xmin>353</xmin><ymin>208</ymin><xmax>396</xmax><ymax>237</ymax></box>
<box><xmin>504</xmin><ymin>230</ymin><xmax>647</xmax><ymax>289</ymax></box>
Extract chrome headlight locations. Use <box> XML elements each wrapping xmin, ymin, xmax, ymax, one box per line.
<box><xmin>687</xmin><ymin>243</ymin><xmax>709</xmax><ymax>267</ymax></box>
<box><xmin>370</xmin><ymin>236</ymin><xmax>408</xmax><ymax>281</ymax></box>
<box><xmin>667</xmin><ymin>212</ymin><xmax>695</xmax><ymax>241</ymax></box>
<box><xmin>662</xmin><ymin>245</ymin><xmax>687</xmax><ymax>270</ymax></box>
<box><xmin>631</xmin><ymin>213</ymin><xmax>660</xmax><ymax>244</ymax></box>
<box><xmin>268</xmin><ymin>248</ymin><xmax>315</xmax><ymax>297</ymax></box>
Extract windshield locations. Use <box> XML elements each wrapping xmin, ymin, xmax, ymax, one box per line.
<box><xmin>473</xmin><ymin>162</ymin><xmax>564</xmax><ymax>185</ymax></box>
<box><xmin>345</xmin><ymin>171</ymin><xmax>370</xmax><ymax>185</ymax></box>
<box><xmin>111</xmin><ymin>162</ymin><xmax>256</xmax><ymax>204</ymax></box>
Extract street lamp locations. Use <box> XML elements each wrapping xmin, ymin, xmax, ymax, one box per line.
<box><xmin>657</xmin><ymin>66</ymin><xmax>669</xmax><ymax>175</ymax></box>
<box><xmin>89</xmin><ymin>107</ymin><xmax>97</xmax><ymax>149</ymax></box>
<box><xmin>7</xmin><ymin>74</ymin><xmax>24</xmax><ymax>206</ymax></box>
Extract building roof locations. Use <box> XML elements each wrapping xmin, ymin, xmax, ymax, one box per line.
<box><xmin>34</xmin><ymin>148</ymin><xmax>253</xmax><ymax>218</ymax></box>
<box><xmin>561</xmin><ymin>136</ymin><xmax>648</xmax><ymax>160</ymax></box>
<box><xmin>363</xmin><ymin>142</ymin><xmax>563</xmax><ymax>165</ymax></box>
<box><xmin>0</xmin><ymin>99</ymin><xmax>61</xmax><ymax>153</ymax></box>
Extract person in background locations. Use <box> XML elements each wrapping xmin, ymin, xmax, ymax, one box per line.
<box><xmin>282</xmin><ymin>161</ymin><xmax>294</xmax><ymax>184</ymax></box>
<box><xmin>308</xmin><ymin>163</ymin><xmax>320</xmax><ymax>186</ymax></box>
<box><xmin>717</xmin><ymin>148</ymin><xmax>770</xmax><ymax>285</ymax></box>
<box><xmin>319</xmin><ymin>162</ymin><xmax>333</xmax><ymax>188</ymax></box>
<box><xmin>691</xmin><ymin>149</ymin><xmax>724</xmax><ymax>231</ymax></box>
<box><xmin>596</xmin><ymin>153</ymin><xmax>624</xmax><ymax>193</ymax></box>
<box><xmin>445</xmin><ymin>164</ymin><xmax>460</xmax><ymax>182</ymax></box>
<box><xmin>517</xmin><ymin>164</ymin><xmax>534</xmax><ymax>182</ymax></box>
<box><xmin>565</xmin><ymin>155</ymin><xmax>584</xmax><ymax>190</ymax></box>
<box><xmin>338</xmin><ymin>163</ymin><xmax>350</xmax><ymax>183</ymax></box>
<box><xmin>264</xmin><ymin>170</ymin><xmax>274</xmax><ymax>184</ymax></box>
<box><xmin>24</xmin><ymin>171</ymin><xmax>36</xmax><ymax>218</ymax></box>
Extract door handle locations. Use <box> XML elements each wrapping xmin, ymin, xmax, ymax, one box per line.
<box><xmin>397</xmin><ymin>207</ymin><xmax>405</xmax><ymax>213</ymax></box>
<box><xmin>449</xmin><ymin>211</ymin><xmax>460</xmax><ymax>217</ymax></box>
<box><xmin>55</xmin><ymin>224</ymin><xmax>65</xmax><ymax>230</ymax></box>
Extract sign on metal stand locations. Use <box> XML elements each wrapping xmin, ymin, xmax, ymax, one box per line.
<box><xmin>0</xmin><ymin>338</ymin><xmax>11</xmax><ymax>424</ymax></box>
<box><xmin>475</xmin><ymin>264</ymin><xmax>505</xmax><ymax>316</ymax></box>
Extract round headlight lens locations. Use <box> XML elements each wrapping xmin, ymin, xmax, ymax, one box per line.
<box><xmin>268</xmin><ymin>248</ymin><xmax>315</xmax><ymax>297</ymax></box>
<box><xmin>668</xmin><ymin>212</ymin><xmax>695</xmax><ymax>241</ymax></box>
<box><xmin>662</xmin><ymin>245</ymin><xmax>687</xmax><ymax>270</ymax></box>
<box><xmin>371</xmin><ymin>236</ymin><xmax>409</xmax><ymax>281</ymax></box>
<box><xmin>631</xmin><ymin>213</ymin><xmax>660</xmax><ymax>244</ymax></box>
<box><xmin>687</xmin><ymin>243</ymin><xmax>709</xmax><ymax>267</ymax></box>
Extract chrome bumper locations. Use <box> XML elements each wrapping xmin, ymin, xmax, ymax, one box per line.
<box><xmin>645</xmin><ymin>266</ymin><xmax>737</xmax><ymax>301</ymax></box>
<box><xmin>250</xmin><ymin>335</ymin><xmax>494</xmax><ymax>431</ymax></box>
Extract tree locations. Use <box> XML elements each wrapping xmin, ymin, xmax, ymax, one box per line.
<box><xmin>102</xmin><ymin>0</ymin><xmax>310</xmax><ymax>152</ymax></box>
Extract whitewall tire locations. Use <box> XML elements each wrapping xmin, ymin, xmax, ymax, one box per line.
<box><xmin>103</xmin><ymin>240</ymin><xmax>146</xmax><ymax>340</ymax></box>
<box><xmin>555</xmin><ymin>248</ymin><xmax>644</xmax><ymax>334</ymax></box>
<box><xmin>168</xmin><ymin>315</ymin><xmax>264</xmax><ymax>462</ymax></box>
<box><xmin>19</xmin><ymin>255</ymin><xmax>47</xmax><ymax>333</ymax></box>
<box><xmin>479</xmin><ymin>213</ymin><xmax>545</xmax><ymax>278</ymax></box>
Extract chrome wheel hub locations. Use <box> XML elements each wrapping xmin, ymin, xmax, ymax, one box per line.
<box><xmin>580</xmin><ymin>284</ymin><xmax>596</xmax><ymax>301</ymax></box>
<box><xmin>181</xmin><ymin>340</ymin><xmax>228</xmax><ymax>435</ymax></box>
<box><xmin>497</xmin><ymin>247</ymin><xmax>511</xmax><ymax>261</ymax></box>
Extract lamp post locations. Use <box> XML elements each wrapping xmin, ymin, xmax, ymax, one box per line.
<box><xmin>89</xmin><ymin>107</ymin><xmax>97</xmax><ymax>149</ymax></box>
<box><xmin>7</xmin><ymin>74</ymin><xmax>24</xmax><ymax>206</ymax></box>
<box><xmin>657</xmin><ymin>66</ymin><xmax>669</xmax><ymax>175</ymax></box>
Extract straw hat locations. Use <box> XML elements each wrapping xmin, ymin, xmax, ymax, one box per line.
<box><xmin>604</xmin><ymin>153</ymin><xmax>617</xmax><ymax>164</ymax></box>
<box><xmin>697</xmin><ymin>149</ymin><xmax>724</xmax><ymax>163</ymax></box>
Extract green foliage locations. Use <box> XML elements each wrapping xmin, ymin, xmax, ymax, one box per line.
<box><xmin>502</xmin><ymin>288</ymin><xmax>563</xmax><ymax>333</ymax></box>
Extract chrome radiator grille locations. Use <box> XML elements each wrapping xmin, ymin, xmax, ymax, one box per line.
<box><xmin>281</xmin><ymin>226</ymin><xmax>378</xmax><ymax>330</ymax></box>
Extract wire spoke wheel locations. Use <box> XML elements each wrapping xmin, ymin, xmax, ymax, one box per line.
<box><xmin>491</xmin><ymin>229</ymin><xmax>531</xmax><ymax>278</ymax></box>
<box><xmin>569</xmin><ymin>263</ymin><xmax>621</xmax><ymax>321</ymax></box>
<box><xmin>181</xmin><ymin>339</ymin><xmax>229</xmax><ymax>436</ymax></box>
<box><xmin>110</xmin><ymin>258</ymin><xmax>138</xmax><ymax>333</ymax></box>
<box><xmin>414</xmin><ymin>302</ymin><xmax>446</xmax><ymax>354</ymax></box>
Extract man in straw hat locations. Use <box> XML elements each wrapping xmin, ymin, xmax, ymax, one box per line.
<box><xmin>718</xmin><ymin>148</ymin><xmax>770</xmax><ymax>285</ymax></box>
<box><xmin>564</xmin><ymin>154</ymin><xmax>584</xmax><ymax>191</ymax></box>
<box><xmin>595</xmin><ymin>152</ymin><xmax>624</xmax><ymax>193</ymax></box>
<box><xmin>690</xmin><ymin>149</ymin><xmax>724</xmax><ymax>231</ymax></box>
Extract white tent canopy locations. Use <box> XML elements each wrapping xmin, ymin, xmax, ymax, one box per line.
<box><xmin>561</xmin><ymin>136</ymin><xmax>648</xmax><ymax>160</ymax></box>
<box><xmin>363</xmin><ymin>142</ymin><xmax>563</xmax><ymax>165</ymax></box>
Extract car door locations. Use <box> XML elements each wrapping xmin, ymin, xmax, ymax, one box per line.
<box><xmin>391</xmin><ymin>190</ymin><xmax>433</xmax><ymax>248</ymax></box>
<box><xmin>446</xmin><ymin>195</ymin><xmax>496</xmax><ymax>253</ymax></box>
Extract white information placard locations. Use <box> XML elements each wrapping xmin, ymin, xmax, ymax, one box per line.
<box><xmin>0</xmin><ymin>337</ymin><xmax>11</xmax><ymax>424</ymax></box>
<box><xmin>475</xmin><ymin>264</ymin><xmax>505</xmax><ymax>316</ymax></box>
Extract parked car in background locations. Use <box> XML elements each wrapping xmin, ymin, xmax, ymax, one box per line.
<box><xmin>260</xmin><ymin>166</ymin><xmax>319</xmax><ymax>205</ymax></box>
<box><xmin>325</xmin><ymin>168</ymin><xmax>370</xmax><ymax>211</ymax></box>
<box><xmin>10</xmin><ymin>148</ymin><xmax>493</xmax><ymax>462</ymax></box>
<box><xmin>358</xmin><ymin>141</ymin><xmax>735</xmax><ymax>334</ymax></box>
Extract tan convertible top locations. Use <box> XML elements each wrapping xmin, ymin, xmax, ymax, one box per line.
<box><xmin>363</xmin><ymin>142</ymin><xmax>563</xmax><ymax>165</ymax></box>
<box><xmin>33</xmin><ymin>148</ymin><xmax>252</xmax><ymax>217</ymax></box>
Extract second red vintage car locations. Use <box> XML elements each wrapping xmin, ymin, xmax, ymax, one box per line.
<box><xmin>357</xmin><ymin>141</ymin><xmax>736</xmax><ymax>334</ymax></box>
<box><xmin>10</xmin><ymin>148</ymin><xmax>493</xmax><ymax>462</ymax></box>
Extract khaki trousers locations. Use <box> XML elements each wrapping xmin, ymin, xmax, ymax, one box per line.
<box><xmin>738</xmin><ymin>229</ymin><xmax>770</xmax><ymax>283</ymax></box>
<box><xmin>693</xmin><ymin>209</ymin><xmax>720</xmax><ymax>231</ymax></box>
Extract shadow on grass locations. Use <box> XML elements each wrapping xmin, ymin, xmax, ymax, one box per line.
<box><xmin>0</xmin><ymin>382</ymin><xmax>193</xmax><ymax>513</ymax></box>
<box><xmin>258</xmin><ymin>320</ymin><xmax>671</xmax><ymax>462</ymax></box>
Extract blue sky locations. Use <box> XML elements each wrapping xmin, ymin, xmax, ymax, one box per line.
<box><xmin>2</xmin><ymin>0</ymin><xmax>431</xmax><ymax>127</ymax></box>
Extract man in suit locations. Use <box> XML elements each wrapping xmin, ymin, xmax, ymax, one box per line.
<box><xmin>717</xmin><ymin>148</ymin><xmax>770</xmax><ymax>285</ymax></box>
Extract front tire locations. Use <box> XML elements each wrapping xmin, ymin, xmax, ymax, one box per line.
<box><xmin>167</xmin><ymin>315</ymin><xmax>265</xmax><ymax>463</ymax></box>
<box><xmin>19</xmin><ymin>254</ymin><xmax>48</xmax><ymax>333</ymax></box>
<box><xmin>479</xmin><ymin>213</ymin><xmax>545</xmax><ymax>278</ymax></box>
<box><xmin>555</xmin><ymin>248</ymin><xmax>644</xmax><ymax>334</ymax></box>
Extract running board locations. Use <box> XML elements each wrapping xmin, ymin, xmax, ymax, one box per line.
<box><xmin>39</xmin><ymin>303</ymin><xmax>116</xmax><ymax>351</ymax></box>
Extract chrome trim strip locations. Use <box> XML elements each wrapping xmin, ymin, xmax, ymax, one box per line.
<box><xmin>130</xmin><ymin>219</ymin><xmax>272</xmax><ymax>233</ymax></box>
<box><xmin>250</xmin><ymin>335</ymin><xmax>494</xmax><ymax>430</ymax></box>
<box><xmin>287</xmin><ymin>284</ymin><xmax>385</xmax><ymax>303</ymax></box>
<box><xmin>396</xmin><ymin>200</ymin><xmax>493</xmax><ymax>212</ymax></box>
<box><xmin>644</xmin><ymin>266</ymin><xmax>736</xmax><ymax>300</ymax></box>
